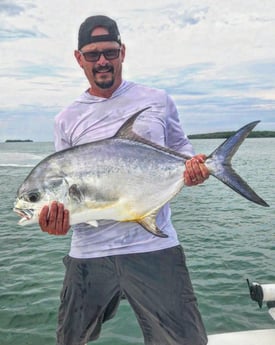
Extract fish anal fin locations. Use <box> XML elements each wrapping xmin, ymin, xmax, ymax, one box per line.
<box><xmin>138</xmin><ymin>212</ymin><xmax>168</xmax><ymax>238</ymax></box>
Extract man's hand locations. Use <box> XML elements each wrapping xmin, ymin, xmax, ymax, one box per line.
<box><xmin>184</xmin><ymin>154</ymin><xmax>210</xmax><ymax>186</ymax></box>
<box><xmin>39</xmin><ymin>201</ymin><xmax>70</xmax><ymax>235</ymax></box>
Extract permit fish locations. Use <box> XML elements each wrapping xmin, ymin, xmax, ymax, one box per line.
<box><xmin>13</xmin><ymin>108</ymin><xmax>269</xmax><ymax>237</ymax></box>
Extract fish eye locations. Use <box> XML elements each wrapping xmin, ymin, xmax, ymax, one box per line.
<box><xmin>26</xmin><ymin>191</ymin><xmax>41</xmax><ymax>203</ymax></box>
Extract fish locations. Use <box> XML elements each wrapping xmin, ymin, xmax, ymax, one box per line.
<box><xmin>13</xmin><ymin>107</ymin><xmax>269</xmax><ymax>237</ymax></box>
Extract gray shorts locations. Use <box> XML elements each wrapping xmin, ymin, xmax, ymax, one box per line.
<box><xmin>56</xmin><ymin>245</ymin><xmax>207</xmax><ymax>345</ymax></box>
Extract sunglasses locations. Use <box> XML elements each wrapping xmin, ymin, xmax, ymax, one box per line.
<box><xmin>80</xmin><ymin>48</ymin><xmax>121</xmax><ymax>62</ymax></box>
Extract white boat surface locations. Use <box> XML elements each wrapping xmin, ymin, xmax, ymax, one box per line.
<box><xmin>208</xmin><ymin>328</ymin><xmax>275</xmax><ymax>345</ymax></box>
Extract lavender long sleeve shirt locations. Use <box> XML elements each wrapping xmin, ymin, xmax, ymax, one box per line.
<box><xmin>54</xmin><ymin>81</ymin><xmax>194</xmax><ymax>258</ymax></box>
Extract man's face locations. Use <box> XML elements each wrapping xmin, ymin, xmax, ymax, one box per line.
<box><xmin>75</xmin><ymin>27</ymin><xmax>125</xmax><ymax>96</ymax></box>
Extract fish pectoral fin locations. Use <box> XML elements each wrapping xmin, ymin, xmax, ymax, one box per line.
<box><xmin>69</xmin><ymin>184</ymin><xmax>83</xmax><ymax>203</ymax></box>
<box><xmin>138</xmin><ymin>212</ymin><xmax>168</xmax><ymax>238</ymax></box>
<box><xmin>85</xmin><ymin>220</ymin><xmax>99</xmax><ymax>227</ymax></box>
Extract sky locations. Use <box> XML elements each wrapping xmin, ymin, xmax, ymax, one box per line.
<box><xmin>1</xmin><ymin>0</ymin><xmax>275</xmax><ymax>141</ymax></box>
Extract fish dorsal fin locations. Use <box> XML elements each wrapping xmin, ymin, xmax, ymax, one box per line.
<box><xmin>114</xmin><ymin>107</ymin><xmax>151</xmax><ymax>140</ymax></box>
<box><xmin>114</xmin><ymin>107</ymin><xmax>192</xmax><ymax>161</ymax></box>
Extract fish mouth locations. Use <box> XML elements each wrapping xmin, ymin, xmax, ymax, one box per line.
<box><xmin>13</xmin><ymin>208</ymin><xmax>34</xmax><ymax>224</ymax></box>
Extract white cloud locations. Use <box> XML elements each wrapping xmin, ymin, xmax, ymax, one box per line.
<box><xmin>0</xmin><ymin>0</ymin><xmax>275</xmax><ymax>140</ymax></box>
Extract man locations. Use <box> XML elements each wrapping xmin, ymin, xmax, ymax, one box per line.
<box><xmin>39</xmin><ymin>15</ymin><xmax>209</xmax><ymax>345</ymax></box>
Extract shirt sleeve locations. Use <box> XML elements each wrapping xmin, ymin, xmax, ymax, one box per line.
<box><xmin>54</xmin><ymin>113</ymin><xmax>71</xmax><ymax>152</ymax></box>
<box><xmin>165</xmin><ymin>95</ymin><xmax>195</xmax><ymax>157</ymax></box>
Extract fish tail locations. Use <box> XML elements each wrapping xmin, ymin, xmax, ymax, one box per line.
<box><xmin>205</xmin><ymin>121</ymin><xmax>269</xmax><ymax>207</ymax></box>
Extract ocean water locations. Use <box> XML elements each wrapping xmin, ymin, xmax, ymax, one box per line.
<box><xmin>0</xmin><ymin>139</ymin><xmax>274</xmax><ymax>345</ymax></box>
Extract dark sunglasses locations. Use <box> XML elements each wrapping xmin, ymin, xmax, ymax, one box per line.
<box><xmin>80</xmin><ymin>48</ymin><xmax>121</xmax><ymax>62</ymax></box>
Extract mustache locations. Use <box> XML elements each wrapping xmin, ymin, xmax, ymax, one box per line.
<box><xmin>93</xmin><ymin>64</ymin><xmax>114</xmax><ymax>74</ymax></box>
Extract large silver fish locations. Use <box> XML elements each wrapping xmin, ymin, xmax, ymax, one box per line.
<box><xmin>13</xmin><ymin>108</ymin><xmax>269</xmax><ymax>237</ymax></box>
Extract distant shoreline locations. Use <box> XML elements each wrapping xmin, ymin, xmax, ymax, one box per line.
<box><xmin>189</xmin><ymin>131</ymin><xmax>275</xmax><ymax>139</ymax></box>
<box><xmin>5</xmin><ymin>139</ymin><xmax>33</xmax><ymax>143</ymax></box>
<box><xmin>1</xmin><ymin>131</ymin><xmax>275</xmax><ymax>142</ymax></box>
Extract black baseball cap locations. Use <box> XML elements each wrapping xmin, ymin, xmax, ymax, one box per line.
<box><xmin>78</xmin><ymin>15</ymin><xmax>121</xmax><ymax>50</ymax></box>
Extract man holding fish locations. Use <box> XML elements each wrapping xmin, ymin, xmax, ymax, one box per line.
<box><xmin>39</xmin><ymin>15</ymin><xmax>209</xmax><ymax>345</ymax></box>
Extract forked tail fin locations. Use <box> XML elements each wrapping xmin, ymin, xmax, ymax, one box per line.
<box><xmin>205</xmin><ymin>121</ymin><xmax>269</xmax><ymax>207</ymax></box>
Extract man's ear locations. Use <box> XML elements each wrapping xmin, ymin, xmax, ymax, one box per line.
<box><xmin>74</xmin><ymin>50</ymin><xmax>84</xmax><ymax>68</ymax></box>
<box><xmin>120</xmin><ymin>44</ymin><xmax>126</xmax><ymax>63</ymax></box>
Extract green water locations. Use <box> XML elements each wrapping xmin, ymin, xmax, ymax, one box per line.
<box><xmin>0</xmin><ymin>139</ymin><xmax>274</xmax><ymax>344</ymax></box>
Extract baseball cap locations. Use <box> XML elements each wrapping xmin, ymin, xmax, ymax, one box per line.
<box><xmin>78</xmin><ymin>15</ymin><xmax>121</xmax><ymax>50</ymax></box>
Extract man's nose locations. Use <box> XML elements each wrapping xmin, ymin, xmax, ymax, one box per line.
<box><xmin>97</xmin><ymin>52</ymin><xmax>109</xmax><ymax>64</ymax></box>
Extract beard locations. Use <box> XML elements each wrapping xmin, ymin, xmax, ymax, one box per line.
<box><xmin>92</xmin><ymin>64</ymin><xmax>115</xmax><ymax>89</ymax></box>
